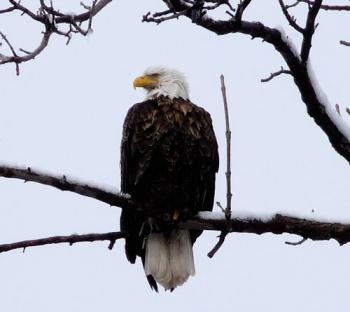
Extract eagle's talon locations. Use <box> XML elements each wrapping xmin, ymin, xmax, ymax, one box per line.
<box><xmin>173</xmin><ymin>210</ymin><xmax>180</xmax><ymax>221</ymax></box>
<box><xmin>139</xmin><ymin>217</ymin><xmax>159</xmax><ymax>237</ymax></box>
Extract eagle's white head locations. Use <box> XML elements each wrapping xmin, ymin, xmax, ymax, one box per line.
<box><xmin>133</xmin><ymin>66</ymin><xmax>189</xmax><ymax>100</ymax></box>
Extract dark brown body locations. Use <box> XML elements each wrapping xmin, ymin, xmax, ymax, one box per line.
<box><xmin>120</xmin><ymin>96</ymin><xmax>218</xmax><ymax>289</ymax></box>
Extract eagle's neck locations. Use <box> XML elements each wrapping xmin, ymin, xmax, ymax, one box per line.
<box><xmin>146</xmin><ymin>79</ymin><xmax>189</xmax><ymax>100</ymax></box>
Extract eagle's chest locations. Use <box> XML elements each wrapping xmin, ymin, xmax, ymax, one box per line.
<box><xmin>139</xmin><ymin>103</ymin><xmax>201</xmax><ymax>140</ymax></box>
<box><xmin>134</xmin><ymin>104</ymin><xmax>200</xmax><ymax>172</ymax></box>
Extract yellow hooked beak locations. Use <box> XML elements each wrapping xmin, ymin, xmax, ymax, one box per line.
<box><xmin>133</xmin><ymin>75</ymin><xmax>159</xmax><ymax>89</ymax></box>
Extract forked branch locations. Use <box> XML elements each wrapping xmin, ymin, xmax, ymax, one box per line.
<box><xmin>143</xmin><ymin>0</ymin><xmax>350</xmax><ymax>168</ymax></box>
<box><xmin>0</xmin><ymin>0</ymin><xmax>113</xmax><ymax>74</ymax></box>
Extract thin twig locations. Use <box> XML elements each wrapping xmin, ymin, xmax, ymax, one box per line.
<box><xmin>0</xmin><ymin>232</ymin><xmax>126</xmax><ymax>253</ymax></box>
<box><xmin>340</xmin><ymin>40</ymin><xmax>350</xmax><ymax>47</ymax></box>
<box><xmin>71</xmin><ymin>0</ymin><xmax>97</xmax><ymax>35</ymax></box>
<box><xmin>0</xmin><ymin>6</ymin><xmax>15</xmax><ymax>14</ymax></box>
<box><xmin>299</xmin><ymin>0</ymin><xmax>350</xmax><ymax>11</ymax></box>
<box><xmin>0</xmin><ymin>30</ymin><xmax>19</xmax><ymax>75</ymax></box>
<box><xmin>221</xmin><ymin>74</ymin><xmax>232</xmax><ymax>221</ymax></box>
<box><xmin>285</xmin><ymin>237</ymin><xmax>307</xmax><ymax>246</ymax></box>
<box><xmin>142</xmin><ymin>10</ymin><xmax>188</xmax><ymax>24</ymax></box>
<box><xmin>285</xmin><ymin>2</ymin><xmax>300</xmax><ymax>9</ymax></box>
<box><xmin>278</xmin><ymin>0</ymin><xmax>305</xmax><ymax>33</ymax></box>
<box><xmin>335</xmin><ymin>104</ymin><xmax>341</xmax><ymax>116</ymax></box>
<box><xmin>207</xmin><ymin>231</ymin><xmax>228</xmax><ymax>258</ymax></box>
<box><xmin>0</xmin><ymin>0</ymin><xmax>113</xmax><ymax>73</ymax></box>
<box><xmin>207</xmin><ymin>75</ymin><xmax>232</xmax><ymax>258</ymax></box>
<box><xmin>261</xmin><ymin>67</ymin><xmax>292</xmax><ymax>82</ymax></box>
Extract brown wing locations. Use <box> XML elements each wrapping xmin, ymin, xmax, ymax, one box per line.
<box><xmin>120</xmin><ymin>97</ymin><xmax>218</xmax><ymax>261</ymax></box>
<box><xmin>120</xmin><ymin>99</ymin><xmax>156</xmax><ymax>264</ymax></box>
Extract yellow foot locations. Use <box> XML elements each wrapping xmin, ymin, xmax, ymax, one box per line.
<box><xmin>173</xmin><ymin>210</ymin><xmax>180</xmax><ymax>221</ymax></box>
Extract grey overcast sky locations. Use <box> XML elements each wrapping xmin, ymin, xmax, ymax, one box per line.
<box><xmin>1</xmin><ymin>1</ymin><xmax>350</xmax><ymax>311</ymax></box>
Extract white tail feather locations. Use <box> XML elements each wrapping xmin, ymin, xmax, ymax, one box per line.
<box><xmin>144</xmin><ymin>230</ymin><xmax>195</xmax><ymax>290</ymax></box>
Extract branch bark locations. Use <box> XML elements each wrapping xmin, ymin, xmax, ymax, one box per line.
<box><xmin>182</xmin><ymin>213</ymin><xmax>350</xmax><ymax>246</ymax></box>
<box><xmin>0</xmin><ymin>165</ymin><xmax>137</xmax><ymax>210</ymax></box>
<box><xmin>0</xmin><ymin>232</ymin><xmax>126</xmax><ymax>253</ymax></box>
<box><xmin>300</xmin><ymin>0</ymin><xmax>323</xmax><ymax>65</ymax></box>
<box><xmin>2</xmin><ymin>165</ymin><xmax>350</xmax><ymax>248</ymax></box>
<box><xmin>144</xmin><ymin>0</ymin><xmax>350</xmax><ymax>166</ymax></box>
<box><xmin>2</xmin><ymin>214</ymin><xmax>350</xmax><ymax>255</ymax></box>
<box><xmin>0</xmin><ymin>0</ymin><xmax>113</xmax><ymax>73</ymax></box>
<box><xmin>298</xmin><ymin>1</ymin><xmax>350</xmax><ymax>11</ymax></box>
<box><xmin>261</xmin><ymin>67</ymin><xmax>292</xmax><ymax>82</ymax></box>
<box><xmin>207</xmin><ymin>74</ymin><xmax>232</xmax><ymax>258</ymax></box>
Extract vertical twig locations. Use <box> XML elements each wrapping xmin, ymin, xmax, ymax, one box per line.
<box><xmin>207</xmin><ymin>74</ymin><xmax>232</xmax><ymax>258</ymax></box>
<box><xmin>220</xmin><ymin>74</ymin><xmax>232</xmax><ymax>220</ymax></box>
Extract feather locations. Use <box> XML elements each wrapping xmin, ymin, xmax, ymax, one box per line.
<box><xmin>143</xmin><ymin>66</ymin><xmax>190</xmax><ymax>100</ymax></box>
<box><xmin>144</xmin><ymin>230</ymin><xmax>195</xmax><ymax>290</ymax></box>
<box><xmin>144</xmin><ymin>233</ymin><xmax>172</xmax><ymax>289</ymax></box>
<box><xmin>169</xmin><ymin>230</ymin><xmax>195</xmax><ymax>288</ymax></box>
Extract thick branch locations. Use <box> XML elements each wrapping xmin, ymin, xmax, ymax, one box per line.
<box><xmin>0</xmin><ymin>165</ymin><xmax>137</xmax><ymax>210</ymax></box>
<box><xmin>2</xmin><ymin>214</ymin><xmax>350</xmax><ymax>255</ymax></box>
<box><xmin>235</xmin><ymin>0</ymin><xmax>252</xmax><ymax>22</ymax></box>
<box><xmin>147</xmin><ymin>0</ymin><xmax>350</xmax><ymax>165</ymax></box>
<box><xmin>2</xmin><ymin>165</ymin><xmax>350</xmax><ymax>248</ymax></box>
<box><xmin>300</xmin><ymin>0</ymin><xmax>323</xmax><ymax>64</ymax></box>
<box><xmin>182</xmin><ymin>214</ymin><xmax>350</xmax><ymax>246</ymax></box>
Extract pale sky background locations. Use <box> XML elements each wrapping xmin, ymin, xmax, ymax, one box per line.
<box><xmin>0</xmin><ymin>1</ymin><xmax>350</xmax><ymax>311</ymax></box>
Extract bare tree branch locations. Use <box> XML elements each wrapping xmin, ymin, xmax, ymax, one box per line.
<box><xmin>0</xmin><ymin>28</ymin><xmax>52</xmax><ymax>75</ymax></box>
<box><xmin>0</xmin><ymin>6</ymin><xmax>15</xmax><ymax>14</ymax></box>
<box><xmin>285</xmin><ymin>2</ymin><xmax>300</xmax><ymax>9</ymax></box>
<box><xmin>221</xmin><ymin>75</ymin><xmax>232</xmax><ymax>221</ymax></box>
<box><xmin>207</xmin><ymin>231</ymin><xmax>227</xmax><ymax>258</ymax></box>
<box><xmin>2</xmin><ymin>213</ymin><xmax>350</xmax><ymax>256</ymax></box>
<box><xmin>207</xmin><ymin>74</ymin><xmax>232</xmax><ymax>258</ymax></box>
<box><xmin>0</xmin><ymin>0</ymin><xmax>113</xmax><ymax>73</ymax></box>
<box><xmin>2</xmin><ymin>164</ymin><xmax>350</xmax><ymax>251</ymax></box>
<box><xmin>278</xmin><ymin>0</ymin><xmax>305</xmax><ymax>33</ymax></box>
<box><xmin>143</xmin><ymin>10</ymin><xmax>188</xmax><ymax>24</ymax></box>
<box><xmin>235</xmin><ymin>0</ymin><xmax>252</xmax><ymax>22</ymax></box>
<box><xmin>0</xmin><ymin>165</ymin><xmax>137</xmax><ymax>211</ymax></box>
<box><xmin>285</xmin><ymin>237</ymin><xmax>307</xmax><ymax>245</ymax></box>
<box><xmin>299</xmin><ymin>0</ymin><xmax>350</xmax><ymax>11</ymax></box>
<box><xmin>143</xmin><ymin>0</ymin><xmax>350</xmax><ymax>167</ymax></box>
<box><xmin>261</xmin><ymin>67</ymin><xmax>292</xmax><ymax>82</ymax></box>
<box><xmin>0</xmin><ymin>232</ymin><xmax>126</xmax><ymax>254</ymax></box>
<box><xmin>182</xmin><ymin>214</ymin><xmax>350</xmax><ymax>246</ymax></box>
<box><xmin>300</xmin><ymin>0</ymin><xmax>323</xmax><ymax>65</ymax></box>
<box><xmin>340</xmin><ymin>40</ymin><xmax>350</xmax><ymax>47</ymax></box>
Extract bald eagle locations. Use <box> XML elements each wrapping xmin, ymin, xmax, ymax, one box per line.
<box><xmin>120</xmin><ymin>66</ymin><xmax>219</xmax><ymax>291</ymax></box>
